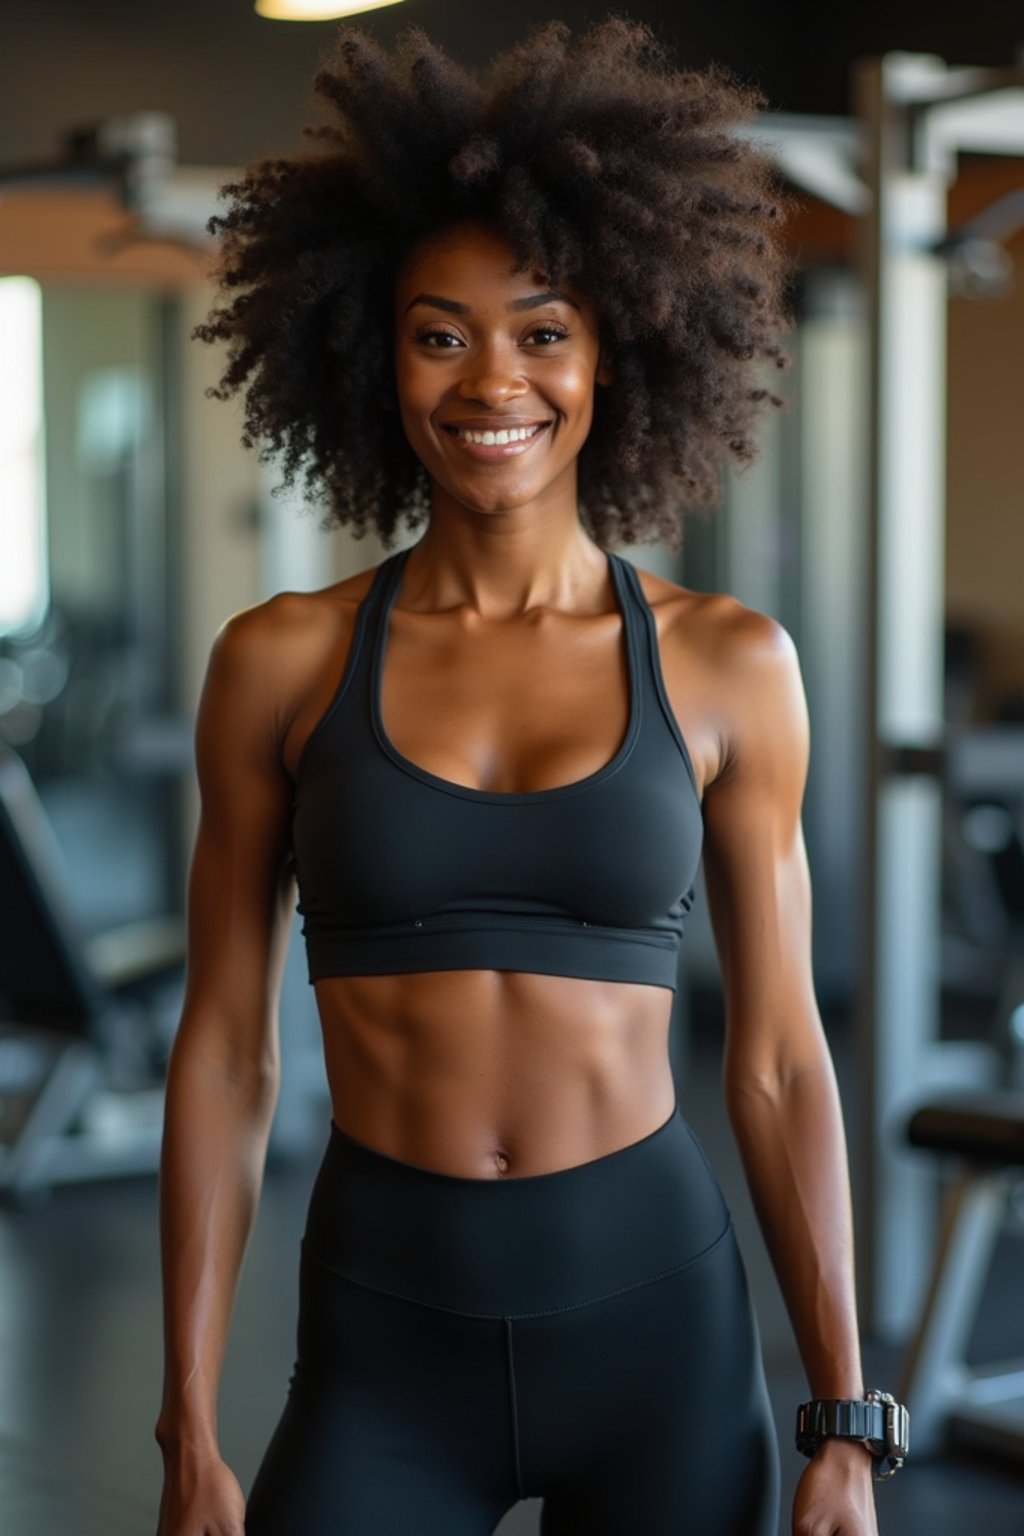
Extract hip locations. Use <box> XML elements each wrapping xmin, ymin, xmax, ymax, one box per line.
<box><xmin>300</xmin><ymin>1098</ymin><xmax>733</xmax><ymax>1318</ymax></box>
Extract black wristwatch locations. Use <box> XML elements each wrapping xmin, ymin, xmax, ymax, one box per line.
<box><xmin>795</xmin><ymin>1390</ymin><xmax>910</xmax><ymax>1480</ymax></box>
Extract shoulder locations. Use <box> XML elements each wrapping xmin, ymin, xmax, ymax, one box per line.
<box><xmin>632</xmin><ymin>560</ymin><xmax>792</xmax><ymax>669</ymax></box>
<box><xmin>198</xmin><ymin>561</ymin><xmax>385</xmax><ymax>765</ymax></box>
<box><xmin>212</xmin><ymin>562</ymin><xmax>380</xmax><ymax>669</ymax></box>
<box><xmin>209</xmin><ymin>560</ymin><xmax>383</xmax><ymax>681</ymax></box>
<box><xmin>631</xmin><ymin>561</ymin><xmax>805</xmax><ymax>793</ymax></box>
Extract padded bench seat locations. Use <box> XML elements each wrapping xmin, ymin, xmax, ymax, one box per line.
<box><xmin>906</xmin><ymin>1091</ymin><xmax>1024</xmax><ymax>1166</ymax></box>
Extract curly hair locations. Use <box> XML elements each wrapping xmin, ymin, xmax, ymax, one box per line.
<box><xmin>193</xmin><ymin>16</ymin><xmax>794</xmax><ymax>554</ymax></box>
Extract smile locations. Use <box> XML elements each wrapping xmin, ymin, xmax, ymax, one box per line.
<box><xmin>441</xmin><ymin>421</ymin><xmax>551</xmax><ymax>459</ymax></box>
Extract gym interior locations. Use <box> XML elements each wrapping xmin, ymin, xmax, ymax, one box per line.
<box><xmin>1</xmin><ymin>3</ymin><xmax>1022</xmax><ymax>1532</ymax></box>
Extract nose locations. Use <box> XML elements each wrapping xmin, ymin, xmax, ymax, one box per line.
<box><xmin>455</xmin><ymin>343</ymin><xmax>529</xmax><ymax>408</ymax></box>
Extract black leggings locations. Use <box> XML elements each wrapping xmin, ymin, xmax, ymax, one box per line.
<box><xmin>245</xmin><ymin>1100</ymin><xmax>780</xmax><ymax>1535</ymax></box>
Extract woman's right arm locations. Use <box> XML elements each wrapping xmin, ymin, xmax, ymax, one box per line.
<box><xmin>154</xmin><ymin>605</ymin><xmax>299</xmax><ymax>1533</ymax></box>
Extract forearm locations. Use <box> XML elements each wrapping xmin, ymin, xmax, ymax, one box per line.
<box><xmin>725</xmin><ymin>1047</ymin><xmax>863</xmax><ymax>1400</ymax></box>
<box><xmin>154</xmin><ymin>1024</ymin><xmax>279</xmax><ymax>1454</ymax></box>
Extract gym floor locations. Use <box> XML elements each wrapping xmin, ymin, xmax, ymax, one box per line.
<box><xmin>1</xmin><ymin>1000</ymin><xmax>1022</xmax><ymax>1536</ymax></box>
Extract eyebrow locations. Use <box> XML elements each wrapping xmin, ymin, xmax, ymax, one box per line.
<box><xmin>404</xmin><ymin>289</ymin><xmax>581</xmax><ymax>316</ymax></box>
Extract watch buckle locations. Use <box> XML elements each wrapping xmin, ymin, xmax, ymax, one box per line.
<box><xmin>865</xmin><ymin>1388</ymin><xmax>910</xmax><ymax>1479</ymax></box>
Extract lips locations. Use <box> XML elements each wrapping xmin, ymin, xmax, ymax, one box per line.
<box><xmin>441</xmin><ymin>418</ymin><xmax>553</xmax><ymax>461</ymax></box>
<box><xmin>442</xmin><ymin>418</ymin><xmax>550</xmax><ymax>431</ymax></box>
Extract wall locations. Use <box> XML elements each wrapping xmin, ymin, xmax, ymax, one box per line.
<box><xmin>946</xmin><ymin>227</ymin><xmax>1024</xmax><ymax>720</ymax></box>
<box><xmin>4</xmin><ymin>0</ymin><xmax>1023</xmax><ymax>172</ymax></box>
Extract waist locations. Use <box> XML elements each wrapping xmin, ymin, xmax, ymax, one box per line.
<box><xmin>300</xmin><ymin>1100</ymin><xmax>731</xmax><ymax>1317</ymax></box>
<box><xmin>303</xmin><ymin>913</ymin><xmax>682</xmax><ymax>992</ymax></box>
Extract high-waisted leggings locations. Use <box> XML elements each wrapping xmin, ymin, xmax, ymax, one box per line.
<box><xmin>244</xmin><ymin>1100</ymin><xmax>780</xmax><ymax>1535</ymax></box>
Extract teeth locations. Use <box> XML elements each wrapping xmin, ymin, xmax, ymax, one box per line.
<box><xmin>454</xmin><ymin>424</ymin><xmax>543</xmax><ymax>446</ymax></box>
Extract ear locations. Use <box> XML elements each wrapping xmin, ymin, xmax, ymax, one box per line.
<box><xmin>596</xmin><ymin>354</ymin><xmax>615</xmax><ymax>388</ymax></box>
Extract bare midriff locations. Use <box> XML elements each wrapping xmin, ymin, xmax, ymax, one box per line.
<box><xmin>313</xmin><ymin>967</ymin><xmax>677</xmax><ymax>1180</ymax></box>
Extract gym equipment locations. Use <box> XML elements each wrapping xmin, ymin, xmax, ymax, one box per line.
<box><xmin>0</xmin><ymin>744</ymin><xmax>184</xmax><ymax>1206</ymax></box>
<box><xmin>896</xmin><ymin>727</ymin><xmax>1024</xmax><ymax>1463</ymax></box>
<box><xmin>899</xmin><ymin>1091</ymin><xmax>1024</xmax><ymax>1462</ymax></box>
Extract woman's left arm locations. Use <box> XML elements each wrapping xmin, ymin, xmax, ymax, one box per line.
<box><xmin>699</xmin><ymin>606</ymin><xmax>878</xmax><ymax>1536</ymax></box>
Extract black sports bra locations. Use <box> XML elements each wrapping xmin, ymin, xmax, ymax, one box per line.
<box><xmin>289</xmin><ymin>544</ymin><xmax>703</xmax><ymax>993</ymax></box>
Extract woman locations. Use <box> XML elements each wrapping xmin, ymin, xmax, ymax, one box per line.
<box><xmin>155</xmin><ymin>19</ymin><xmax>890</xmax><ymax>1536</ymax></box>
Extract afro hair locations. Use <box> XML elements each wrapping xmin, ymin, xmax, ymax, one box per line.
<box><xmin>193</xmin><ymin>16</ymin><xmax>794</xmax><ymax>553</ymax></box>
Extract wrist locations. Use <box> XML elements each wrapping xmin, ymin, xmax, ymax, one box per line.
<box><xmin>812</xmin><ymin>1434</ymin><xmax>875</xmax><ymax>1468</ymax></box>
<box><xmin>154</xmin><ymin>1418</ymin><xmax>220</xmax><ymax>1459</ymax></box>
<box><xmin>156</xmin><ymin>1380</ymin><xmax>219</xmax><ymax>1453</ymax></box>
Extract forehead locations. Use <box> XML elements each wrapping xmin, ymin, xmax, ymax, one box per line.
<box><xmin>395</xmin><ymin>221</ymin><xmax>580</xmax><ymax>306</ymax></box>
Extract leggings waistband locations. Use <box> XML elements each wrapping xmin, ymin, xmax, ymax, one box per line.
<box><xmin>300</xmin><ymin>1101</ymin><xmax>731</xmax><ymax>1317</ymax></box>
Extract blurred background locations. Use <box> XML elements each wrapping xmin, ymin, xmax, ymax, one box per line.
<box><xmin>0</xmin><ymin>2</ymin><xmax>1022</xmax><ymax>1532</ymax></box>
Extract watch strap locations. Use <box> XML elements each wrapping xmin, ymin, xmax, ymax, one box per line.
<box><xmin>795</xmin><ymin>1391</ymin><xmax>910</xmax><ymax>1479</ymax></box>
<box><xmin>797</xmin><ymin>1398</ymin><xmax>886</xmax><ymax>1450</ymax></box>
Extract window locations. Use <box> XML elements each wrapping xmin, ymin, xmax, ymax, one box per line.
<box><xmin>0</xmin><ymin>276</ymin><xmax>48</xmax><ymax>637</ymax></box>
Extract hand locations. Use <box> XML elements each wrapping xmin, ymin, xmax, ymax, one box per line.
<box><xmin>156</xmin><ymin>1447</ymin><xmax>247</xmax><ymax>1536</ymax></box>
<box><xmin>792</xmin><ymin>1436</ymin><xmax>880</xmax><ymax>1536</ymax></box>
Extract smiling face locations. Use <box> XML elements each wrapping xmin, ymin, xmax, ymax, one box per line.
<box><xmin>392</xmin><ymin>220</ymin><xmax>610</xmax><ymax>523</ymax></box>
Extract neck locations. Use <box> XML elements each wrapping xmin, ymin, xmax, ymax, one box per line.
<box><xmin>400</xmin><ymin>516</ymin><xmax>610</xmax><ymax>622</ymax></box>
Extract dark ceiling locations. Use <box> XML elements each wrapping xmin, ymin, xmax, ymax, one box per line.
<box><xmin>4</xmin><ymin>1</ymin><xmax>1022</xmax><ymax>169</ymax></box>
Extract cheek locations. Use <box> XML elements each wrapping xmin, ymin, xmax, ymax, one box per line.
<box><xmin>554</xmin><ymin>361</ymin><xmax>599</xmax><ymax>428</ymax></box>
<box><xmin>394</xmin><ymin>360</ymin><xmax>438</xmax><ymax>437</ymax></box>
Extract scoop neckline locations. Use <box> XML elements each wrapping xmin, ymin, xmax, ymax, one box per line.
<box><xmin>370</xmin><ymin>544</ymin><xmax>642</xmax><ymax>804</ymax></box>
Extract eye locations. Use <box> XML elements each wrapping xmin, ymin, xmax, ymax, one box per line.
<box><xmin>412</xmin><ymin>322</ymin><xmax>570</xmax><ymax>349</ymax></box>
<box><xmin>414</xmin><ymin>327</ymin><xmax>465</xmax><ymax>348</ymax></box>
<box><xmin>525</xmin><ymin>324</ymin><xmax>570</xmax><ymax>345</ymax></box>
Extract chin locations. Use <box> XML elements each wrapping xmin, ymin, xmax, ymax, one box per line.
<box><xmin>463</xmin><ymin>492</ymin><xmax>538</xmax><ymax>516</ymax></box>
<box><xmin>445</xmin><ymin>478</ymin><xmax>542</xmax><ymax>516</ymax></box>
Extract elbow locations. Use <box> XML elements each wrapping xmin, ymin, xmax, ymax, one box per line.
<box><xmin>722</xmin><ymin>1070</ymin><xmax>791</xmax><ymax>1149</ymax></box>
<box><xmin>722</xmin><ymin>1053</ymin><xmax>830</xmax><ymax>1124</ymax></box>
<box><xmin>212</xmin><ymin>1050</ymin><xmax>282</xmax><ymax>1117</ymax></box>
<box><xmin>244</xmin><ymin>1059</ymin><xmax>282</xmax><ymax>1119</ymax></box>
<box><xmin>724</xmin><ymin>1044</ymin><xmax>835</xmax><ymax>1142</ymax></box>
<box><xmin>167</xmin><ymin>1018</ymin><xmax>282</xmax><ymax>1120</ymax></box>
<box><xmin>722</xmin><ymin>1069</ymin><xmax>785</xmax><ymax>1126</ymax></box>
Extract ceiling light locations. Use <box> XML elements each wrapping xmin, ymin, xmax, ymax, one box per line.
<box><xmin>255</xmin><ymin>0</ymin><xmax>410</xmax><ymax>19</ymax></box>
